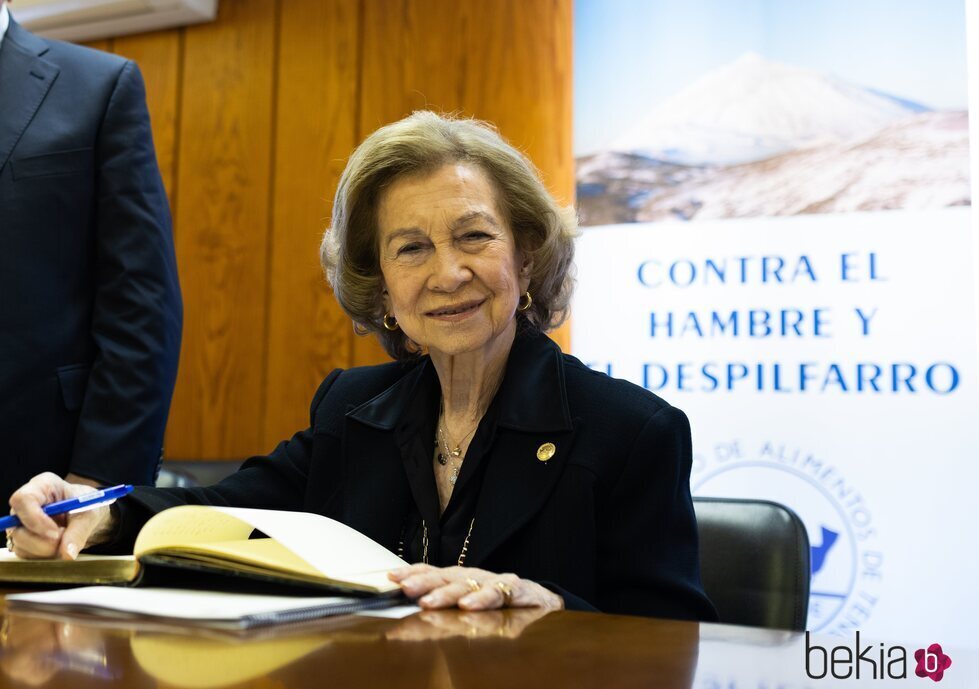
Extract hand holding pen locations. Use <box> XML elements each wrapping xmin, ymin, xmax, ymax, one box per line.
<box><xmin>5</xmin><ymin>474</ymin><xmax>130</xmax><ymax>561</ymax></box>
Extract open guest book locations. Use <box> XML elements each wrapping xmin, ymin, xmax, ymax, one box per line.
<box><xmin>0</xmin><ymin>505</ymin><xmax>407</xmax><ymax>597</ymax></box>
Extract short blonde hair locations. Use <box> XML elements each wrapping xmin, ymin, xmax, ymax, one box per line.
<box><xmin>321</xmin><ymin>111</ymin><xmax>577</xmax><ymax>360</ymax></box>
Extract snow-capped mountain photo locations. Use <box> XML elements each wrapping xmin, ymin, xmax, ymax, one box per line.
<box><xmin>576</xmin><ymin>53</ymin><xmax>969</xmax><ymax>225</ymax></box>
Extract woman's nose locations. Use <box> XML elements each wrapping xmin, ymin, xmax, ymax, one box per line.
<box><xmin>428</xmin><ymin>248</ymin><xmax>472</xmax><ymax>291</ymax></box>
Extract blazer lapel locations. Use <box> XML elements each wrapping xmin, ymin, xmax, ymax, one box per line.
<box><xmin>463</xmin><ymin>424</ymin><xmax>576</xmax><ymax>566</ymax></box>
<box><xmin>463</xmin><ymin>331</ymin><xmax>577</xmax><ymax>566</ymax></box>
<box><xmin>346</xmin><ymin>360</ymin><xmax>442</xmax><ymax>540</ymax></box>
<box><xmin>342</xmin><ymin>331</ymin><xmax>577</xmax><ymax>564</ymax></box>
<box><xmin>0</xmin><ymin>19</ymin><xmax>59</xmax><ymax>175</ymax></box>
<box><xmin>336</xmin><ymin>416</ymin><xmax>418</xmax><ymax>550</ymax></box>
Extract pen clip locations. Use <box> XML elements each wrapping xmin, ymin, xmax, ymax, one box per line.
<box><xmin>76</xmin><ymin>488</ymin><xmax>111</xmax><ymax>503</ymax></box>
<box><xmin>69</xmin><ymin>499</ymin><xmax>116</xmax><ymax>515</ymax></box>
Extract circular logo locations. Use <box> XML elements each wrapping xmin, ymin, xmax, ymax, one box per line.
<box><xmin>692</xmin><ymin>440</ymin><xmax>881</xmax><ymax>633</ymax></box>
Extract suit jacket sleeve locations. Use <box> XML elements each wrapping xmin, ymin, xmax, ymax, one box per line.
<box><xmin>68</xmin><ymin>60</ymin><xmax>182</xmax><ymax>486</ymax></box>
<box><xmin>598</xmin><ymin>405</ymin><xmax>718</xmax><ymax>621</ymax></box>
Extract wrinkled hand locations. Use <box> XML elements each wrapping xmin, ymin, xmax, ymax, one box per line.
<box><xmin>388</xmin><ymin>564</ymin><xmax>564</xmax><ymax>611</ymax></box>
<box><xmin>6</xmin><ymin>473</ymin><xmax>116</xmax><ymax>560</ymax></box>
<box><xmin>64</xmin><ymin>473</ymin><xmax>102</xmax><ymax>489</ymax></box>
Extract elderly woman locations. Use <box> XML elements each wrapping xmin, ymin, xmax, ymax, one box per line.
<box><xmin>7</xmin><ymin>112</ymin><xmax>716</xmax><ymax>620</ymax></box>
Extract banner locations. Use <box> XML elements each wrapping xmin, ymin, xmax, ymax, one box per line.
<box><xmin>573</xmin><ymin>0</ymin><xmax>976</xmax><ymax>646</ymax></box>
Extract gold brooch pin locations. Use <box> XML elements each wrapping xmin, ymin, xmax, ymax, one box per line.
<box><xmin>536</xmin><ymin>442</ymin><xmax>556</xmax><ymax>462</ymax></box>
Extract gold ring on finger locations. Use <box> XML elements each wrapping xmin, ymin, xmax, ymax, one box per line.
<box><xmin>494</xmin><ymin>581</ymin><xmax>513</xmax><ymax>606</ymax></box>
<box><xmin>465</xmin><ymin>577</ymin><xmax>481</xmax><ymax>593</ymax></box>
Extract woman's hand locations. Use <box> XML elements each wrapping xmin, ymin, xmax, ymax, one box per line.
<box><xmin>388</xmin><ymin>564</ymin><xmax>564</xmax><ymax>611</ymax></box>
<box><xmin>6</xmin><ymin>473</ymin><xmax>117</xmax><ymax>560</ymax></box>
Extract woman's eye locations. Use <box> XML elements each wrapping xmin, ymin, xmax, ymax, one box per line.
<box><xmin>461</xmin><ymin>231</ymin><xmax>490</xmax><ymax>241</ymax></box>
<box><xmin>396</xmin><ymin>243</ymin><xmax>423</xmax><ymax>256</ymax></box>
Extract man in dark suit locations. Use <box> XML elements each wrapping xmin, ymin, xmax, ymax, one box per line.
<box><xmin>0</xmin><ymin>3</ymin><xmax>182</xmax><ymax>506</ymax></box>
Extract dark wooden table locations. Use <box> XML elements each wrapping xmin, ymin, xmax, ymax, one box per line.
<box><xmin>0</xmin><ymin>593</ymin><xmax>868</xmax><ymax>689</ymax></box>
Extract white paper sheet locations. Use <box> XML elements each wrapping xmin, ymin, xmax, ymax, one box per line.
<box><xmin>7</xmin><ymin>586</ymin><xmax>358</xmax><ymax>621</ymax></box>
<box><xmin>203</xmin><ymin>507</ymin><xmax>407</xmax><ymax>579</ymax></box>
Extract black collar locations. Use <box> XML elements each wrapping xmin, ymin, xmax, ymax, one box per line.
<box><xmin>347</xmin><ymin>329</ymin><xmax>573</xmax><ymax>434</ymax></box>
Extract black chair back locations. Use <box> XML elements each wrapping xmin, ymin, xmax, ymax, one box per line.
<box><xmin>693</xmin><ymin>497</ymin><xmax>810</xmax><ymax>631</ymax></box>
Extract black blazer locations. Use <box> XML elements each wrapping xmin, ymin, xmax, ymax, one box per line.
<box><xmin>0</xmin><ymin>18</ymin><xmax>182</xmax><ymax>499</ymax></box>
<box><xmin>115</xmin><ymin>331</ymin><xmax>716</xmax><ymax>620</ymax></box>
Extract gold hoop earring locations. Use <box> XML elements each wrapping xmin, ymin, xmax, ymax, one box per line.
<box><xmin>517</xmin><ymin>292</ymin><xmax>532</xmax><ymax>312</ymax></box>
<box><xmin>382</xmin><ymin>313</ymin><xmax>399</xmax><ymax>331</ymax></box>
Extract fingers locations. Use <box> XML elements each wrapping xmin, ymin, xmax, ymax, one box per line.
<box><xmin>389</xmin><ymin>565</ymin><xmax>481</xmax><ymax>608</ymax></box>
<box><xmin>417</xmin><ymin>580</ymin><xmax>475</xmax><ymax>610</ymax></box>
<box><xmin>396</xmin><ymin>570</ymin><xmax>453</xmax><ymax>600</ymax></box>
<box><xmin>388</xmin><ymin>563</ymin><xmax>436</xmax><ymax>582</ymax></box>
<box><xmin>404</xmin><ymin>568</ymin><xmax>563</xmax><ymax>612</ymax></box>
<box><xmin>58</xmin><ymin>506</ymin><xmax>107</xmax><ymax>560</ymax></box>
<box><xmin>388</xmin><ymin>565</ymin><xmax>533</xmax><ymax>611</ymax></box>
<box><xmin>457</xmin><ymin>573</ymin><xmax>522</xmax><ymax>611</ymax></box>
<box><xmin>6</xmin><ymin>473</ymin><xmax>109</xmax><ymax>561</ymax></box>
<box><xmin>6</xmin><ymin>525</ymin><xmax>63</xmax><ymax>560</ymax></box>
<box><xmin>8</xmin><ymin>474</ymin><xmax>69</xmax><ymax>542</ymax></box>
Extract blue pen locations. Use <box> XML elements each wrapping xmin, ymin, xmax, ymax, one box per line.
<box><xmin>0</xmin><ymin>484</ymin><xmax>133</xmax><ymax>531</ymax></box>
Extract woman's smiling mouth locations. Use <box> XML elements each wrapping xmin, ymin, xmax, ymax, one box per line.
<box><xmin>425</xmin><ymin>299</ymin><xmax>485</xmax><ymax>320</ymax></box>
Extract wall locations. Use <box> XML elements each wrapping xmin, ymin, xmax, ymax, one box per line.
<box><xmin>85</xmin><ymin>0</ymin><xmax>573</xmax><ymax>460</ymax></box>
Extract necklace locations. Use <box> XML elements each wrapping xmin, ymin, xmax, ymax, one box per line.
<box><xmin>397</xmin><ymin>518</ymin><xmax>475</xmax><ymax>566</ymax></box>
<box><xmin>435</xmin><ymin>413</ymin><xmax>477</xmax><ymax>485</ymax></box>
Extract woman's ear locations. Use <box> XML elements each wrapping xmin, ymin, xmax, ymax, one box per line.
<box><xmin>518</xmin><ymin>255</ymin><xmax>533</xmax><ymax>291</ymax></box>
<box><xmin>380</xmin><ymin>284</ymin><xmax>390</xmax><ymax>312</ymax></box>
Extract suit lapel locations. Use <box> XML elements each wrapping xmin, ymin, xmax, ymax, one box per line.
<box><xmin>342</xmin><ymin>331</ymin><xmax>576</xmax><ymax>565</ymax></box>
<box><xmin>0</xmin><ymin>20</ymin><xmax>59</xmax><ymax>175</ymax></box>
<box><xmin>464</xmin><ymin>331</ymin><xmax>576</xmax><ymax>565</ymax></box>
<box><xmin>336</xmin><ymin>416</ymin><xmax>418</xmax><ymax>550</ymax></box>
<box><xmin>346</xmin><ymin>359</ymin><xmax>442</xmax><ymax>541</ymax></box>
<box><xmin>463</xmin><ymin>424</ymin><xmax>576</xmax><ymax>566</ymax></box>
<box><xmin>395</xmin><ymin>426</ymin><xmax>442</xmax><ymax>537</ymax></box>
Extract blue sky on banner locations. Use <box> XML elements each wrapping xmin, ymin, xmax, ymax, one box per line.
<box><xmin>575</xmin><ymin>0</ymin><xmax>969</xmax><ymax>155</ymax></box>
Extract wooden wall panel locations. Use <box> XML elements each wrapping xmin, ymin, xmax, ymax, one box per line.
<box><xmin>112</xmin><ymin>31</ymin><xmax>181</xmax><ymax>200</ymax></box>
<box><xmin>262</xmin><ymin>0</ymin><xmax>361</xmax><ymax>447</ymax></box>
<box><xmin>359</xmin><ymin>0</ymin><xmax>573</xmax><ymax>353</ymax></box>
<box><xmin>165</xmin><ymin>0</ymin><xmax>277</xmax><ymax>458</ymax></box>
<box><xmin>81</xmin><ymin>39</ymin><xmax>112</xmax><ymax>52</ymax></box>
<box><xmin>359</xmin><ymin>0</ymin><xmax>573</xmax><ymax>197</ymax></box>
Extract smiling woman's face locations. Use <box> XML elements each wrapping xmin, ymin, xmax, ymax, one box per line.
<box><xmin>377</xmin><ymin>162</ymin><xmax>530</xmax><ymax>359</ymax></box>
